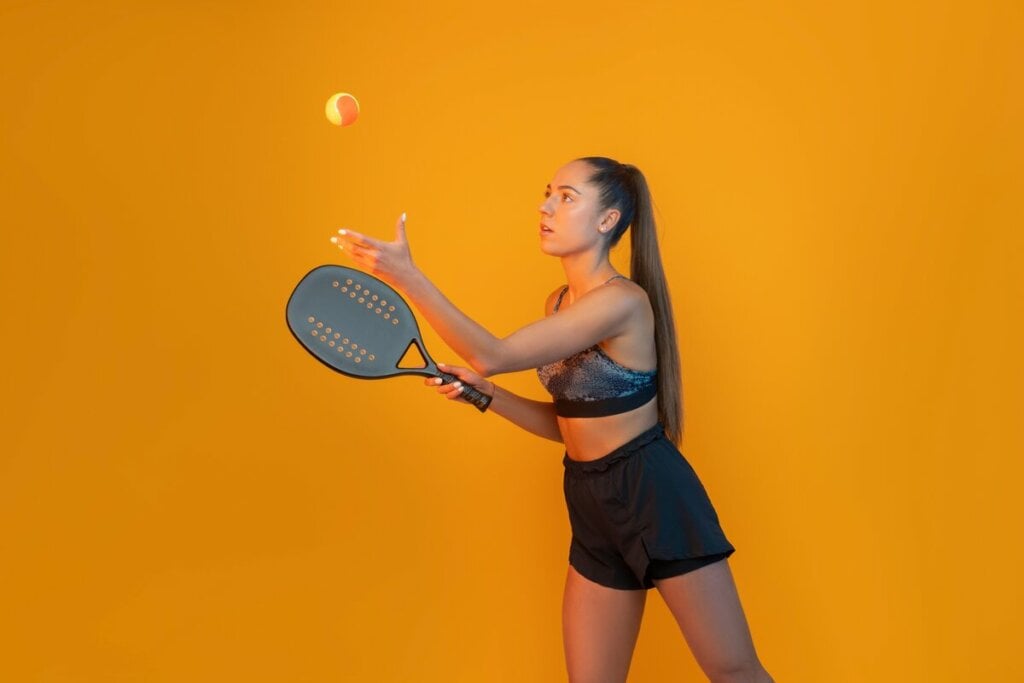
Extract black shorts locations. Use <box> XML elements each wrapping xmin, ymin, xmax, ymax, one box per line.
<box><xmin>563</xmin><ymin>422</ymin><xmax>736</xmax><ymax>590</ymax></box>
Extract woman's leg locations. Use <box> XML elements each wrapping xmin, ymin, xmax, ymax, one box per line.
<box><xmin>652</xmin><ymin>557</ymin><xmax>774</xmax><ymax>683</ymax></box>
<box><xmin>562</xmin><ymin>564</ymin><xmax>648</xmax><ymax>683</ymax></box>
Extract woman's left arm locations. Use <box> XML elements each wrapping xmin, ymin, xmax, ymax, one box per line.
<box><xmin>333</xmin><ymin>215</ymin><xmax>637</xmax><ymax>377</ymax></box>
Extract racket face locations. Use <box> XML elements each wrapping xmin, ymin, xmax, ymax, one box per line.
<box><xmin>286</xmin><ymin>265</ymin><xmax>437</xmax><ymax>379</ymax></box>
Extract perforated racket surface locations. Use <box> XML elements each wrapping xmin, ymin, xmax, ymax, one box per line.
<box><xmin>285</xmin><ymin>264</ymin><xmax>491</xmax><ymax>411</ymax></box>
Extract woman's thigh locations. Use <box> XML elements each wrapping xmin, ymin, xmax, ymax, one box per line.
<box><xmin>653</xmin><ymin>557</ymin><xmax>766</xmax><ymax>680</ymax></box>
<box><xmin>562</xmin><ymin>564</ymin><xmax>647</xmax><ymax>683</ymax></box>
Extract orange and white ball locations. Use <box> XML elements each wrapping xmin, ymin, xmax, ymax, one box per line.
<box><xmin>325</xmin><ymin>92</ymin><xmax>360</xmax><ymax>126</ymax></box>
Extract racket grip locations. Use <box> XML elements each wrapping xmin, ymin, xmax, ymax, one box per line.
<box><xmin>438</xmin><ymin>371</ymin><xmax>493</xmax><ymax>413</ymax></box>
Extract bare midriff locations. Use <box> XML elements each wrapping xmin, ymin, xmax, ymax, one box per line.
<box><xmin>558</xmin><ymin>397</ymin><xmax>660</xmax><ymax>461</ymax></box>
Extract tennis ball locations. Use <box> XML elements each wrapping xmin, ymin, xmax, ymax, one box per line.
<box><xmin>325</xmin><ymin>92</ymin><xmax>360</xmax><ymax>126</ymax></box>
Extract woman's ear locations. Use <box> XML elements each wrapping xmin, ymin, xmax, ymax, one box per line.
<box><xmin>600</xmin><ymin>208</ymin><xmax>620</xmax><ymax>233</ymax></box>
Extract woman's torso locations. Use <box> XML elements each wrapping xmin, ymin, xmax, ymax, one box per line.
<box><xmin>541</xmin><ymin>277</ymin><xmax>660</xmax><ymax>461</ymax></box>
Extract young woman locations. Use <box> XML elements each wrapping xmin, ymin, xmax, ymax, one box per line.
<box><xmin>332</xmin><ymin>156</ymin><xmax>774</xmax><ymax>683</ymax></box>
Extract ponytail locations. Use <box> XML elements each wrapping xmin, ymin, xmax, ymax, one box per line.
<box><xmin>575</xmin><ymin>157</ymin><xmax>684</xmax><ymax>445</ymax></box>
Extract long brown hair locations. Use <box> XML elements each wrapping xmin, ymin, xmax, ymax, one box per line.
<box><xmin>576</xmin><ymin>156</ymin><xmax>684</xmax><ymax>445</ymax></box>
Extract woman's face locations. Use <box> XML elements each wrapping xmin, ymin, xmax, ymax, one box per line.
<box><xmin>538</xmin><ymin>160</ymin><xmax>619</xmax><ymax>256</ymax></box>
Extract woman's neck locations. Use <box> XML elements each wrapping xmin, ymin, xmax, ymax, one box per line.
<box><xmin>560</xmin><ymin>252</ymin><xmax>621</xmax><ymax>304</ymax></box>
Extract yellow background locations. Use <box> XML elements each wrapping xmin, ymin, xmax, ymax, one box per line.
<box><xmin>2</xmin><ymin>1</ymin><xmax>1021</xmax><ymax>680</ymax></box>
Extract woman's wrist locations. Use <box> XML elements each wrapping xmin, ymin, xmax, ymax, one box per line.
<box><xmin>395</xmin><ymin>266</ymin><xmax>425</xmax><ymax>295</ymax></box>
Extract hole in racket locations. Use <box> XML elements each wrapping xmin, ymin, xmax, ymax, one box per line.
<box><xmin>396</xmin><ymin>339</ymin><xmax>429</xmax><ymax>370</ymax></box>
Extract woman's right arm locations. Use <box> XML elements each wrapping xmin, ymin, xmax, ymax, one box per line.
<box><xmin>430</xmin><ymin>368</ymin><xmax>563</xmax><ymax>444</ymax></box>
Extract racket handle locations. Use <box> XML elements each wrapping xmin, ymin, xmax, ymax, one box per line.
<box><xmin>438</xmin><ymin>371</ymin><xmax>493</xmax><ymax>413</ymax></box>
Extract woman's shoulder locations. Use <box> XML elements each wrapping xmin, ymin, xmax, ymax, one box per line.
<box><xmin>600</xmin><ymin>276</ymin><xmax>649</xmax><ymax>312</ymax></box>
<box><xmin>606</xmin><ymin>275</ymin><xmax>644</xmax><ymax>295</ymax></box>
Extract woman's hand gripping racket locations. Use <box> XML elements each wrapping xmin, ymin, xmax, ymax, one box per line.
<box><xmin>285</xmin><ymin>264</ymin><xmax>493</xmax><ymax>412</ymax></box>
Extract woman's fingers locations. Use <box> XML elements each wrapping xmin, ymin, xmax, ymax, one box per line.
<box><xmin>336</xmin><ymin>228</ymin><xmax>379</xmax><ymax>249</ymax></box>
<box><xmin>329</xmin><ymin>235</ymin><xmax>381</xmax><ymax>274</ymax></box>
<box><xmin>329</xmin><ymin>230</ymin><xmax>380</xmax><ymax>264</ymax></box>
<box><xmin>422</xmin><ymin>374</ymin><xmax>451</xmax><ymax>388</ymax></box>
<box><xmin>424</xmin><ymin>376</ymin><xmax>447</xmax><ymax>387</ymax></box>
<box><xmin>328</xmin><ymin>230</ymin><xmax>395</xmax><ymax>279</ymax></box>
<box><xmin>349</xmin><ymin>244</ymin><xmax>372</xmax><ymax>259</ymax></box>
<box><xmin>422</xmin><ymin>364</ymin><xmax>484</xmax><ymax>405</ymax></box>
<box><xmin>444</xmin><ymin>381</ymin><xmax>465</xmax><ymax>400</ymax></box>
<box><xmin>438</xmin><ymin>362</ymin><xmax>469</xmax><ymax>379</ymax></box>
<box><xmin>431</xmin><ymin>376</ymin><xmax>464</xmax><ymax>399</ymax></box>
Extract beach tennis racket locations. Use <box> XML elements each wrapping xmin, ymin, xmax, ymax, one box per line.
<box><xmin>285</xmin><ymin>264</ymin><xmax>492</xmax><ymax>412</ymax></box>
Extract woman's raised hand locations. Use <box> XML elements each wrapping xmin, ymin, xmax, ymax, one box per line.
<box><xmin>330</xmin><ymin>212</ymin><xmax>417</xmax><ymax>290</ymax></box>
<box><xmin>425</xmin><ymin>362</ymin><xmax>495</xmax><ymax>408</ymax></box>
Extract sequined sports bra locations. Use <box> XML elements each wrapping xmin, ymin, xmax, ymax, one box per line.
<box><xmin>536</xmin><ymin>275</ymin><xmax>658</xmax><ymax>417</ymax></box>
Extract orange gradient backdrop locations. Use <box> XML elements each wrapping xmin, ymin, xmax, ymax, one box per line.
<box><xmin>1</xmin><ymin>1</ymin><xmax>1021</xmax><ymax>681</ymax></box>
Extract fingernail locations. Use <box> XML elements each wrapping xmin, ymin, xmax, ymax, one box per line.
<box><xmin>401</xmin><ymin>212</ymin><xmax>406</xmax><ymax>222</ymax></box>
<box><xmin>454</xmin><ymin>381</ymin><xmax>462</xmax><ymax>388</ymax></box>
<box><xmin>339</xmin><ymin>229</ymin><xmax>347</xmax><ymax>235</ymax></box>
<box><xmin>329</xmin><ymin>236</ymin><xmax>337</xmax><ymax>243</ymax></box>
<box><xmin>434</xmin><ymin>378</ymin><xmax>442</xmax><ymax>384</ymax></box>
